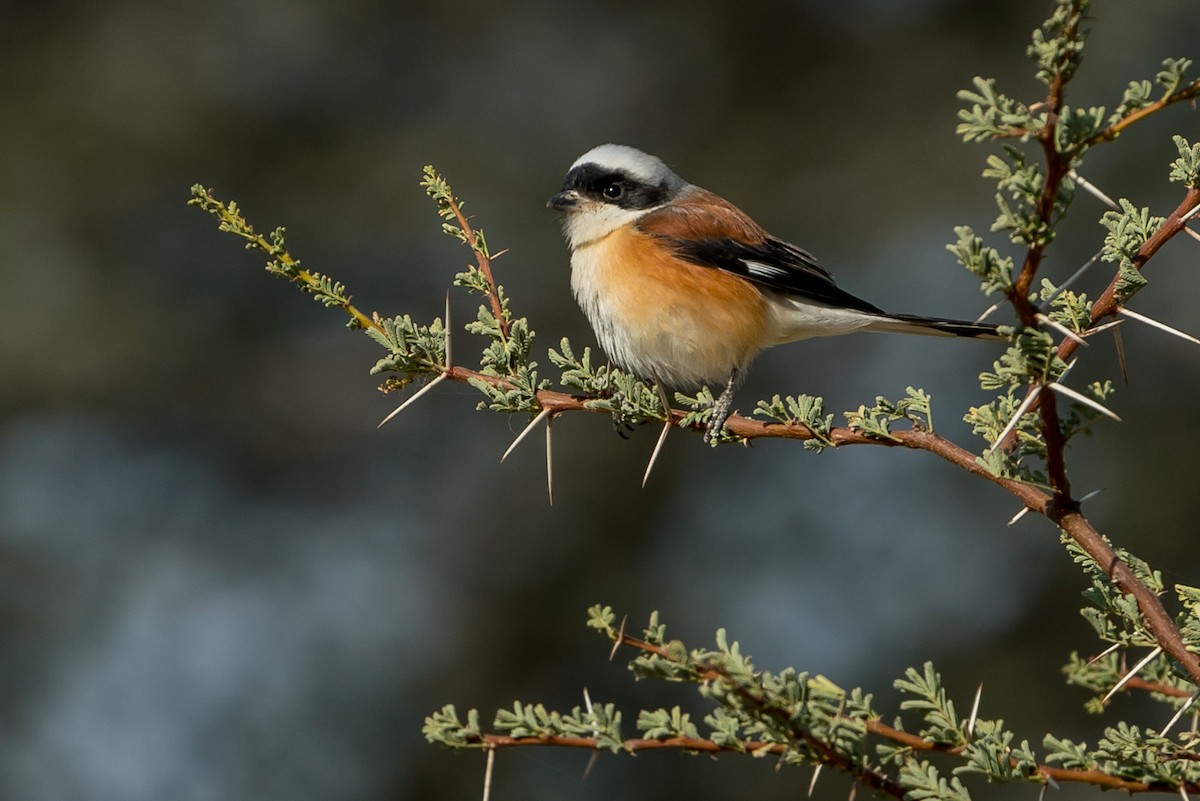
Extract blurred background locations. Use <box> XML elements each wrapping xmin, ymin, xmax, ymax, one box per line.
<box><xmin>3</xmin><ymin>1</ymin><xmax>1199</xmax><ymax>799</ymax></box>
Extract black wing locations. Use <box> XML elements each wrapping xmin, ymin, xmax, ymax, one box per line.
<box><xmin>662</xmin><ymin>235</ymin><xmax>886</xmax><ymax>315</ymax></box>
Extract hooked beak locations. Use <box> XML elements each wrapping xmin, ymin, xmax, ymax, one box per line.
<box><xmin>547</xmin><ymin>189</ymin><xmax>581</xmax><ymax>211</ymax></box>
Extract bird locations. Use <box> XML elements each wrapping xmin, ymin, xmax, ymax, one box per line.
<box><xmin>547</xmin><ymin>144</ymin><xmax>1004</xmax><ymax>443</ymax></box>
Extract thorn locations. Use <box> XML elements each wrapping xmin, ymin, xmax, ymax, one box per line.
<box><xmin>377</xmin><ymin>373</ymin><xmax>447</xmax><ymax>428</ymax></box>
<box><xmin>1036</xmin><ymin>313</ymin><xmax>1088</xmax><ymax>346</ymax></box>
<box><xmin>545</xmin><ymin>413</ymin><xmax>554</xmax><ymax>506</ymax></box>
<box><xmin>1181</xmin><ymin>201</ymin><xmax>1200</xmax><ymax>223</ymax></box>
<box><xmin>642</xmin><ymin>421</ymin><xmax>671</xmax><ymax>488</ymax></box>
<box><xmin>808</xmin><ymin>764</ymin><xmax>824</xmax><ymax>798</ymax></box>
<box><xmin>1179</xmin><ymin>783</ymin><xmax>1191</xmax><ymax>801</ymax></box>
<box><xmin>445</xmin><ymin>289</ymin><xmax>453</xmax><ymax>367</ymax></box>
<box><xmin>1114</xmin><ymin>326</ymin><xmax>1129</xmax><ymax>384</ymax></box>
<box><xmin>1183</xmin><ymin>225</ymin><xmax>1200</xmax><ymax>245</ymax></box>
<box><xmin>582</xmin><ymin>750</ymin><xmax>600</xmax><ymax>781</ymax></box>
<box><xmin>989</xmin><ymin>385</ymin><xmax>1042</xmax><ymax>452</ymax></box>
<box><xmin>1083</xmin><ymin>319</ymin><xmax>1123</xmax><ymax>337</ymax></box>
<box><xmin>500</xmin><ymin>407</ymin><xmax>552</xmax><ymax>462</ymax></box>
<box><xmin>1077</xmin><ymin>487</ymin><xmax>1105</xmax><ymax>505</ymax></box>
<box><xmin>1048</xmin><ymin>382</ymin><xmax>1121</xmax><ymax>422</ymax></box>
<box><xmin>1044</xmin><ymin>248</ymin><xmax>1105</xmax><ymax>304</ymax></box>
<box><xmin>1058</xmin><ymin>357</ymin><xmax>1079</xmax><ymax>381</ymax></box>
<box><xmin>581</xmin><ymin>686</ymin><xmax>600</xmax><ymax>778</ymax></box>
<box><xmin>1103</xmin><ymin>646</ymin><xmax>1164</xmax><ymax>704</ymax></box>
<box><xmin>1068</xmin><ymin>169</ymin><xmax>1120</xmax><ymax>210</ymax></box>
<box><xmin>975</xmin><ymin>301</ymin><xmax>1003</xmax><ymax>324</ymax></box>
<box><xmin>1007</xmin><ymin>506</ymin><xmax>1032</xmax><ymax>527</ymax></box>
<box><xmin>609</xmin><ymin>615</ymin><xmax>628</xmax><ymax>661</ymax></box>
<box><xmin>654</xmin><ymin>379</ymin><xmax>673</xmax><ymax>420</ymax></box>
<box><xmin>490</xmin><ymin>248</ymin><xmax>510</xmax><ymax>260</ymax></box>
<box><xmin>1085</xmin><ymin>641</ymin><xmax>1121</xmax><ymax>667</ymax></box>
<box><xmin>967</xmin><ymin>683</ymin><xmax>983</xmax><ymax>739</ymax></box>
<box><xmin>482</xmin><ymin>746</ymin><xmax>495</xmax><ymax>801</ymax></box>
<box><xmin>848</xmin><ymin>782</ymin><xmax>857</xmax><ymax>801</ymax></box>
<box><xmin>1045</xmin><ymin>773</ymin><xmax>1060</xmax><ymax>790</ymax></box>
<box><xmin>1038</xmin><ymin>781</ymin><xmax>1048</xmax><ymax>801</ymax></box>
<box><xmin>1119</xmin><ymin>307</ymin><xmax>1200</xmax><ymax>346</ymax></box>
<box><xmin>1160</xmin><ymin>689</ymin><xmax>1200</xmax><ymax>737</ymax></box>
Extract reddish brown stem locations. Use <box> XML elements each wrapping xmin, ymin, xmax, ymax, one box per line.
<box><xmin>448</xmin><ymin>199</ymin><xmax>510</xmax><ymax>339</ymax></box>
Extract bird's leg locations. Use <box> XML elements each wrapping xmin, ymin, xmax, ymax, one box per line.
<box><xmin>704</xmin><ymin>368</ymin><xmax>740</xmax><ymax>444</ymax></box>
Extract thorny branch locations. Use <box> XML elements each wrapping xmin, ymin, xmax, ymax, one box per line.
<box><xmin>460</xmin><ymin>629</ymin><xmax>1200</xmax><ymax>798</ymax></box>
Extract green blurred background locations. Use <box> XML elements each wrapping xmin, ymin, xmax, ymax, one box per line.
<box><xmin>3</xmin><ymin>1</ymin><xmax>1199</xmax><ymax>799</ymax></box>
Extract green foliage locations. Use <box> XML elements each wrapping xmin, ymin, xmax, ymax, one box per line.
<box><xmin>753</xmin><ymin>393</ymin><xmax>835</xmax><ymax>451</ymax></box>
<box><xmin>843</xmin><ymin>387</ymin><xmax>935</xmax><ymax>442</ymax></box>
<box><xmin>1168</xmin><ymin>135</ymin><xmax>1200</xmax><ymax>188</ymax></box>
<box><xmin>1062</xmin><ymin>532</ymin><xmax>1163</xmax><ymax>649</ymax></box>
<box><xmin>1040</xmin><ymin>278</ymin><xmax>1092</xmax><ymax>333</ymax></box>
<box><xmin>1027</xmin><ymin>0</ymin><xmax>1088</xmax><ymax>87</ymax></box>
<box><xmin>1156</xmin><ymin>58</ymin><xmax>1194</xmax><ymax>97</ymax></box>
<box><xmin>895</xmin><ymin>663</ymin><xmax>965</xmax><ymax>746</ymax></box>
<box><xmin>1100</xmin><ymin>199</ymin><xmax>1163</xmax><ymax>304</ymax></box>
<box><xmin>947</xmin><ymin>225</ymin><xmax>1015</xmax><ymax>296</ymax></box>
<box><xmin>899</xmin><ymin>761</ymin><xmax>973</xmax><ymax>801</ymax></box>
<box><xmin>428</xmin><ymin>608</ymin><xmax>1200</xmax><ymax>798</ymax></box>
<box><xmin>956</xmin><ymin>78</ymin><xmax>1030</xmax><ymax>143</ymax></box>
<box><xmin>983</xmin><ymin>147</ymin><xmax>1063</xmax><ymax>246</ymax></box>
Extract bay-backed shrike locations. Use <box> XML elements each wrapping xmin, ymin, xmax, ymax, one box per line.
<box><xmin>548</xmin><ymin>144</ymin><xmax>1003</xmax><ymax>443</ymax></box>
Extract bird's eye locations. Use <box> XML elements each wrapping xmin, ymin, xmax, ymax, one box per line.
<box><xmin>602</xmin><ymin>182</ymin><xmax>624</xmax><ymax>200</ymax></box>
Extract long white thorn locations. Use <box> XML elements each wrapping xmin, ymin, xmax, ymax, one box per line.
<box><xmin>967</xmin><ymin>683</ymin><xmax>983</xmax><ymax>739</ymax></box>
<box><xmin>1048</xmin><ymin>382</ymin><xmax>1122</xmax><ymax>422</ymax></box>
<box><xmin>1083</xmin><ymin>319</ymin><xmax>1123</xmax><ymax>337</ymax></box>
<box><xmin>1038</xmin><ymin>781</ymin><xmax>1049</xmax><ymax>801</ymax></box>
<box><xmin>975</xmin><ymin>301</ymin><xmax>1003</xmax><ymax>324</ymax></box>
<box><xmin>642</xmin><ymin>421</ymin><xmax>671</xmax><ymax>488</ymax></box>
<box><xmin>1045</xmin><ymin>248</ymin><xmax>1105</xmax><ymax>304</ymax></box>
<box><xmin>988</xmin><ymin>385</ymin><xmax>1042</xmax><ymax>452</ymax></box>
<box><xmin>545</xmin><ymin>414</ymin><xmax>554</xmax><ymax>506</ymax></box>
<box><xmin>1120</xmin><ymin>307</ymin><xmax>1200</xmax><ymax>346</ymax></box>
<box><xmin>609</xmin><ymin>614</ymin><xmax>627</xmax><ymax>661</ymax></box>
<box><xmin>808</xmin><ymin>764</ymin><xmax>824</xmax><ymax>798</ymax></box>
<box><xmin>377</xmin><ymin>373</ymin><xmax>447</xmax><ymax>428</ymax></box>
<box><xmin>1113</xmin><ymin>325</ymin><xmax>1129</xmax><ymax>384</ymax></box>
<box><xmin>500</xmin><ymin>407</ymin><xmax>552</xmax><ymax>462</ymax></box>
<box><xmin>1182</xmin><ymin>201</ymin><xmax>1200</xmax><ymax>223</ymax></box>
<box><xmin>1007</xmin><ymin>507</ymin><xmax>1032</xmax><ymax>527</ymax></box>
<box><xmin>1085</xmin><ymin>641</ymin><xmax>1121</xmax><ymax>667</ymax></box>
<box><xmin>1160</xmin><ymin>689</ymin><xmax>1200</xmax><ymax>737</ymax></box>
<box><xmin>482</xmin><ymin>747</ymin><xmax>495</xmax><ymax>801</ymax></box>
<box><xmin>1037</xmin><ymin>313</ymin><xmax>1088</xmax><ymax>346</ymax></box>
<box><xmin>1184</xmin><ymin>226</ymin><xmax>1200</xmax><ymax>245</ymax></box>
<box><xmin>1068</xmin><ymin>169</ymin><xmax>1121</xmax><ymax>210</ymax></box>
<box><xmin>1103</xmin><ymin>646</ymin><xmax>1163</xmax><ymax>704</ymax></box>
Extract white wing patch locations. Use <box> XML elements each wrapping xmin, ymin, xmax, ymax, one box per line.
<box><xmin>741</xmin><ymin>260</ymin><xmax>790</xmax><ymax>280</ymax></box>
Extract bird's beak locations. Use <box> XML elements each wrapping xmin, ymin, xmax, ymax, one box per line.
<box><xmin>547</xmin><ymin>189</ymin><xmax>581</xmax><ymax>211</ymax></box>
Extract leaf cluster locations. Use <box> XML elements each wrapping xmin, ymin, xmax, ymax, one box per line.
<box><xmin>426</xmin><ymin>607</ymin><xmax>1200</xmax><ymax>799</ymax></box>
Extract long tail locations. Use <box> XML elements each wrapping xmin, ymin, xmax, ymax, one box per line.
<box><xmin>864</xmin><ymin>312</ymin><xmax>1006</xmax><ymax>340</ymax></box>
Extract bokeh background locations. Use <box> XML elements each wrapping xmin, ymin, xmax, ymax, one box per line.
<box><xmin>3</xmin><ymin>1</ymin><xmax>1200</xmax><ymax>799</ymax></box>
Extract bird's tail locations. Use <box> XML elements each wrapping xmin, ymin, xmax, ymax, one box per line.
<box><xmin>864</xmin><ymin>313</ymin><xmax>1006</xmax><ymax>340</ymax></box>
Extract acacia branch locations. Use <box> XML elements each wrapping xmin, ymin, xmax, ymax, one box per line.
<box><xmin>1084</xmin><ymin>78</ymin><xmax>1200</xmax><ymax>148</ymax></box>
<box><xmin>445</xmin><ymin>191</ymin><xmax>511</xmax><ymax>339</ymax></box>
